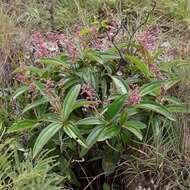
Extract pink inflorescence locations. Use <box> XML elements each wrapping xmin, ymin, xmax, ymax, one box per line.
<box><xmin>31</xmin><ymin>31</ymin><xmax>79</xmax><ymax>60</ymax></box>
<box><xmin>149</xmin><ymin>64</ymin><xmax>163</xmax><ymax>80</ymax></box>
<box><xmin>126</xmin><ymin>84</ymin><xmax>141</xmax><ymax>106</ymax></box>
<box><xmin>81</xmin><ymin>83</ymin><xmax>100</xmax><ymax>110</ymax></box>
<box><xmin>32</xmin><ymin>32</ymin><xmax>50</xmax><ymax>58</ymax></box>
<box><xmin>136</xmin><ymin>27</ymin><xmax>160</xmax><ymax>51</ymax></box>
<box><xmin>15</xmin><ymin>73</ymin><xmax>27</xmax><ymax>84</ymax></box>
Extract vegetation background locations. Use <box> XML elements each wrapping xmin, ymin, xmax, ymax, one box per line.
<box><xmin>0</xmin><ymin>0</ymin><xmax>190</xmax><ymax>189</ymax></box>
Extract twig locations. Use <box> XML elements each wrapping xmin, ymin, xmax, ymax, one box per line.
<box><xmin>83</xmin><ymin>172</ymin><xmax>106</xmax><ymax>190</ymax></box>
<box><xmin>78</xmin><ymin>163</ymin><xmax>93</xmax><ymax>190</ymax></box>
<box><xmin>124</xmin><ymin>0</ymin><xmax>157</xmax><ymax>52</ymax></box>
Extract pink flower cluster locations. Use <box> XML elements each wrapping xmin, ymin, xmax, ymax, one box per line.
<box><xmin>149</xmin><ymin>64</ymin><xmax>163</xmax><ymax>80</ymax></box>
<box><xmin>32</xmin><ymin>32</ymin><xmax>79</xmax><ymax>60</ymax></box>
<box><xmin>32</xmin><ymin>32</ymin><xmax>51</xmax><ymax>58</ymax></box>
<box><xmin>15</xmin><ymin>73</ymin><xmax>27</xmax><ymax>84</ymax></box>
<box><xmin>126</xmin><ymin>84</ymin><xmax>141</xmax><ymax>106</ymax></box>
<box><xmin>81</xmin><ymin>83</ymin><xmax>100</xmax><ymax>110</ymax></box>
<box><xmin>136</xmin><ymin>27</ymin><xmax>160</xmax><ymax>51</ymax></box>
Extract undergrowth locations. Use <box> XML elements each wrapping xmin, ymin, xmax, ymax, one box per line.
<box><xmin>0</xmin><ymin>0</ymin><xmax>190</xmax><ymax>189</ymax></box>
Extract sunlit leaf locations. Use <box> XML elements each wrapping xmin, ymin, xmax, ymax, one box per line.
<box><xmin>33</xmin><ymin>123</ymin><xmax>62</xmax><ymax>158</ymax></box>
<box><xmin>166</xmin><ymin>104</ymin><xmax>190</xmax><ymax>113</ymax></box>
<box><xmin>135</xmin><ymin>101</ymin><xmax>175</xmax><ymax>121</ymax></box>
<box><xmin>122</xmin><ymin>124</ymin><xmax>143</xmax><ymax>140</ymax></box>
<box><xmin>22</xmin><ymin>97</ymin><xmax>48</xmax><ymax>114</ymax></box>
<box><xmin>64</xmin><ymin>122</ymin><xmax>87</xmax><ymax>148</ymax></box>
<box><xmin>72</xmin><ymin>100</ymin><xmax>95</xmax><ymax>111</ymax></box>
<box><xmin>12</xmin><ymin>86</ymin><xmax>28</xmax><ymax>99</ymax></box>
<box><xmin>139</xmin><ymin>80</ymin><xmax>162</xmax><ymax>97</ymax></box>
<box><xmin>77</xmin><ymin>117</ymin><xmax>106</xmax><ymax>126</ymax></box>
<box><xmin>80</xmin><ymin>126</ymin><xmax>103</xmax><ymax>156</ymax></box>
<box><xmin>8</xmin><ymin>119</ymin><xmax>40</xmax><ymax>133</ymax></box>
<box><xmin>61</xmin><ymin>84</ymin><xmax>81</xmax><ymax>121</ymax></box>
<box><xmin>126</xmin><ymin>55</ymin><xmax>150</xmax><ymax>76</ymax></box>
<box><xmin>104</xmin><ymin>95</ymin><xmax>127</xmax><ymax>121</ymax></box>
<box><xmin>163</xmin><ymin>78</ymin><xmax>180</xmax><ymax>90</ymax></box>
<box><xmin>98</xmin><ymin>125</ymin><xmax>120</xmax><ymax>141</ymax></box>
<box><xmin>111</xmin><ymin>76</ymin><xmax>128</xmax><ymax>94</ymax></box>
<box><xmin>37</xmin><ymin>57</ymin><xmax>69</xmax><ymax>69</ymax></box>
<box><xmin>126</xmin><ymin>121</ymin><xmax>147</xmax><ymax>129</ymax></box>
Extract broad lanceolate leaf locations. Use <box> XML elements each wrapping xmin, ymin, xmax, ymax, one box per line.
<box><xmin>64</xmin><ymin>123</ymin><xmax>87</xmax><ymax>148</ymax></box>
<box><xmin>139</xmin><ymin>81</ymin><xmax>162</xmax><ymax>97</ymax></box>
<box><xmin>33</xmin><ymin>123</ymin><xmax>62</xmax><ymax>158</ymax></box>
<box><xmin>163</xmin><ymin>78</ymin><xmax>180</xmax><ymax>90</ymax></box>
<box><xmin>77</xmin><ymin>117</ymin><xmax>106</xmax><ymax>126</ymax></box>
<box><xmin>37</xmin><ymin>57</ymin><xmax>69</xmax><ymax>69</ymax></box>
<box><xmin>97</xmin><ymin>125</ymin><xmax>120</xmax><ymax>142</ymax></box>
<box><xmin>122</xmin><ymin>121</ymin><xmax>146</xmax><ymax>140</ymax></box>
<box><xmin>80</xmin><ymin>126</ymin><xmax>104</xmax><ymax>157</ymax></box>
<box><xmin>12</xmin><ymin>86</ymin><xmax>28</xmax><ymax>99</ymax></box>
<box><xmin>64</xmin><ymin>77</ymin><xmax>79</xmax><ymax>91</ymax></box>
<box><xmin>61</xmin><ymin>84</ymin><xmax>81</xmax><ymax>121</ymax></box>
<box><xmin>8</xmin><ymin>119</ymin><xmax>40</xmax><ymax>133</ymax></box>
<box><xmin>104</xmin><ymin>95</ymin><xmax>127</xmax><ymax>121</ymax></box>
<box><xmin>119</xmin><ymin>110</ymin><xmax>128</xmax><ymax>125</ymax></box>
<box><xmin>126</xmin><ymin>55</ymin><xmax>150</xmax><ymax>76</ymax></box>
<box><xmin>122</xmin><ymin>124</ymin><xmax>143</xmax><ymax>141</ymax></box>
<box><xmin>163</xmin><ymin>96</ymin><xmax>182</xmax><ymax>105</ymax></box>
<box><xmin>72</xmin><ymin>100</ymin><xmax>95</xmax><ymax>111</ymax></box>
<box><xmin>166</xmin><ymin>104</ymin><xmax>190</xmax><ymax>113</ymax></box>
<box><xmin>135</xmin><ymin>101</ymin><xmax>175</xmax><ymax>121</ymax></box>
<box><xmin>25</xmin><ymin>66</ymin><xmax>44</xmax><ymax>77</ymax></box>
<box><xmin>41</xmin><ymin>113</ymin><xmax>61</xmax><ymax>122</ymax></box>
<box><xmin>126</xmin><ymin>121</ymin><xmax>147</xmax><ymax>129</ymax></box>
<box><xmin>22</xmin><ymin>97</ymin><xmax>48</xmax><ymax>114</ymax></box>
<box><xmin>111</xmin><ymin>76</ymin><xmax>128</xmax><ymax>94</ymax></box>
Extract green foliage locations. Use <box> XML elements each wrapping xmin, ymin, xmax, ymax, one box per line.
<box><xmin>9</xmin><ymin>44</ymin><xmax>189</xmax><ymax>176</ymax></box>
<box><xmin>1</xmin><ymin>0</ymin><xmax>190</xmax><ymax>189</ymax></box>
<box><xmin>0</xmin><ymin>131</ymin><xmax>63</xmax><ymax>190</ymax></box>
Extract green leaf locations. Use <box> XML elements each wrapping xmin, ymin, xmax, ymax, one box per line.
<box><xmin>105</xmin><ymin>95</ymin><xmax>127</xmax><ymax>121</ymax></box>
<box><xmin>72</xmin><ymin>100</ymin><xmax>95</xmax><ymax>111</ymax></box>
<box><xmin>111</xmin><ymin>76</ymin><xmax>128</xmax><ymax>94</ymax></box>
<box><xmin>77</xmin><ymin>117</ymin><xmax>106</xmax><ymax>125</ymax></box>
<box><xmin>41</xmin><ymin>113</ymin><xmax>61</xmax><ymax>122</ymax></box>
<box><xmin>98</xmin><ymin>125</ymin><xmax>120</xmax><ymax>141</ymax></box>
<box><xmin>163</xmin><ymin>96</ymin><xmax>182</xmax><ymax>104</ymax></box>
<box><xmin>126</xmin><ymin>121</ymin><xmax>147</xmax><ymax>129</ymax></box>
<box><xmin>122</xmin><ymin>124</ymin><xmax>143</xmax><ymax>140</ymax></box>
<box><xmin>33</xmin><ymin>123</ymin><xmax>62</xmax><ymax>158</ymax></box>
<box><xmin>22</xmin><ymin>97</ymin><xmax>48</xmax><ymax>114</ymax></box>
<box><xmin>25</xmin><ymin>66</ymin><xmax>44</xmax><ymax>76</ymax></box>
<box><xmin>99</xmin><ymin>51</ymin><xmax>120</xmax><ymax>60</ymax></box>
<box><xmin>135</xmin><ymin>101</ymin><xmax>175</xmax><ymax>121</ymax></box>
<box><xmin>64</xmin><ymin>77</ymin><xmax>79</xmax><ymax>91</ymax></box>
<box><xmin>166</xmin><ymin>104</ymin><xmax>190</xmax><ymax>113</ymax></box>
<box><xmin>126</xmin><ymin>55</ymin><xmax>150</xmax><ymax>76</ymax></box>
<box><xmin>119</xmin><ymin>110</ymin><xmax>128</xmax><ymax>125</ymax></box>
<box><xmin>62</xmin><ymin>84</ymin><xmax>81</xmax><ymax>121</ymax></box>
<box><xmin>12</xmin><ymin>86</ymin><xmax>28</xmax><ymax>99</ymax></box>
<box><xmin>139</xmin><ymin>81</ymin><xmax>162</xmax><ymax>97</ymax></box>
<box><xmin>127</xmin><ymin>108</ymin><xmax>139</xmax><ymax>117</ymax></box>
<box><xmin>33</xmin><ymin>81</ymin><xmax>46</xmax><ymax>94</ymax></box>
<box><xmin>37</xmin><ymin>57</ymin><xmax>69</xmax><ymax>69</ymax></box>
<box><xmin>8</xmin><ymin>119</ymin><xmax>40</xmax><ymax>133</ymax></box>
<box><xmin>163</xmin><ymin>78</ymin><xmax>180</xmax><ymax>90</ymax></box>
<box><xmin>80</xmin><ymin>126</ymin><xmax>103</xmax><ymax>157</ymax></box>
<box><xmin>64</xmin><ymin>123</ymin><xmax>87</xmax><ymax>148</ymax></box>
